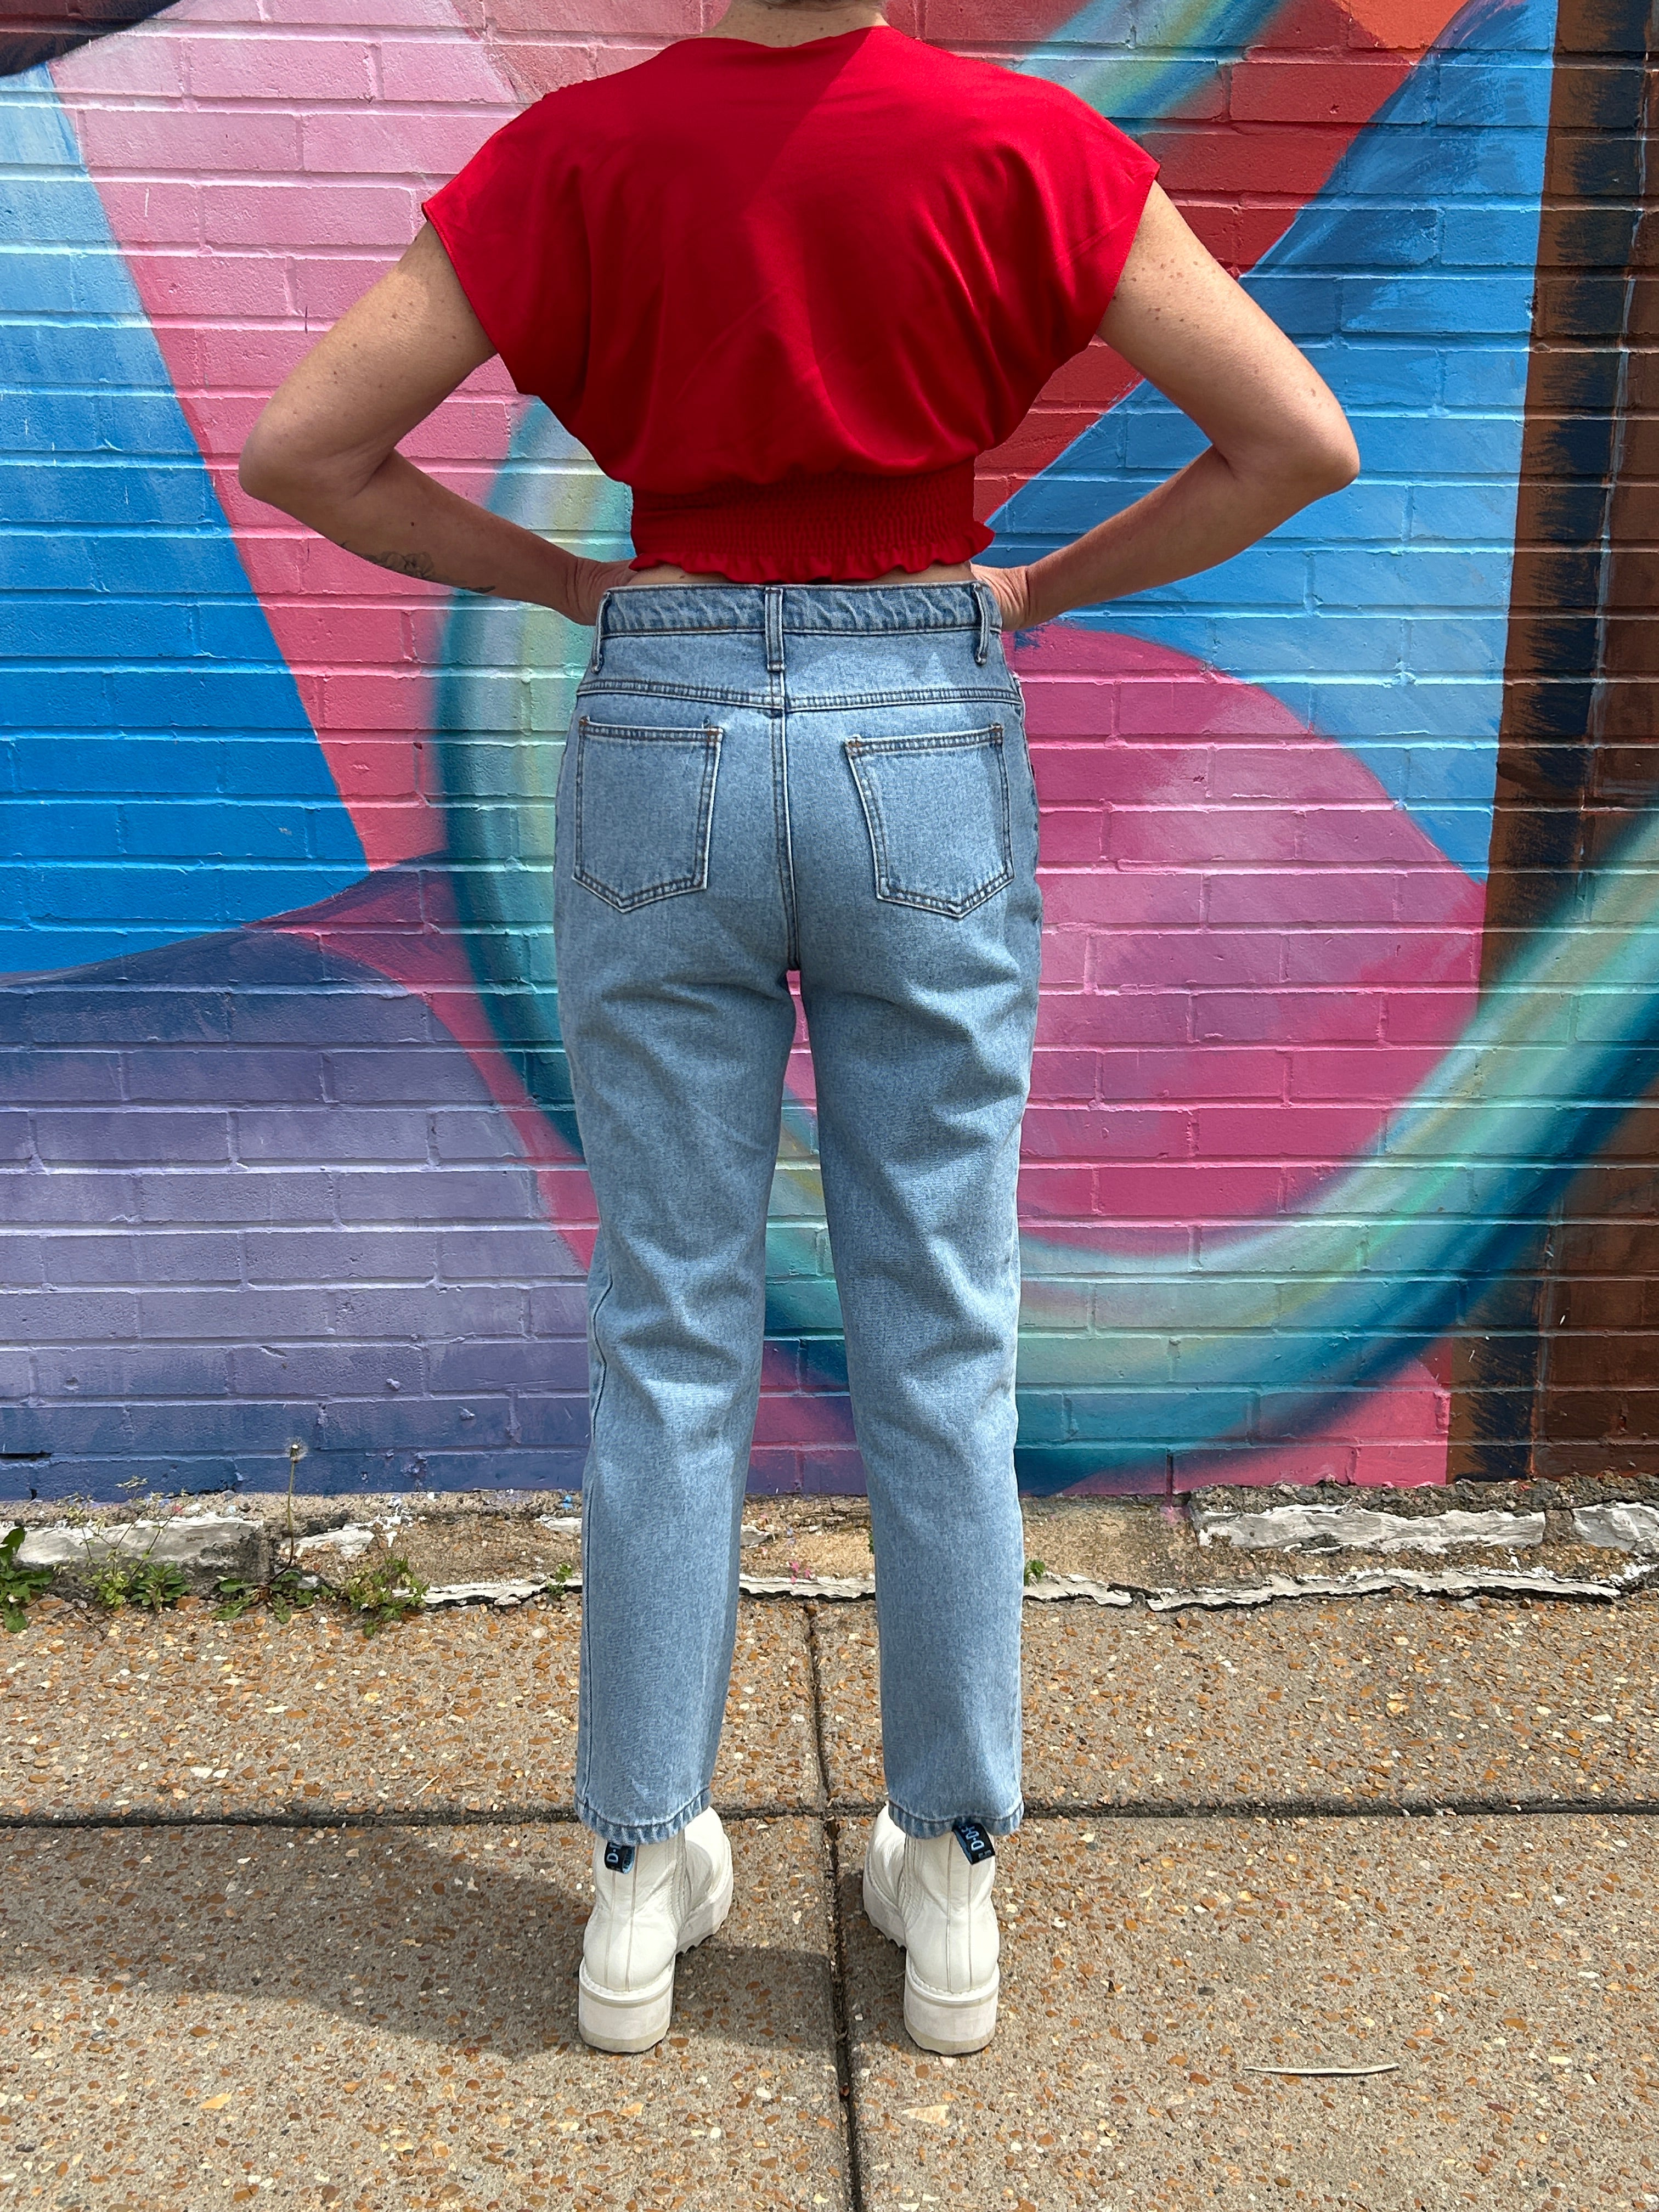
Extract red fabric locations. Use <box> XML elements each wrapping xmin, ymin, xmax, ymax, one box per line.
<box><xmin>425</xmin><ymin>27</ymin><xmax>1158</xmax><ymax>583</ymax></box>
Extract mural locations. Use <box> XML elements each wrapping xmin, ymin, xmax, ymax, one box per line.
<box><xmin>3</xmin><ymin>0</ymin><xmax>1654</xmax><ymax>1501</ymax></box>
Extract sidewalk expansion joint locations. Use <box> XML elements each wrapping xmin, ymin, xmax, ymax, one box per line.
<box><xmin>4</xmin><ymin>1793</ymin><xmax>1658</xmax><ymax>1837</ymax></box>
<box><xmin>804</xmin><ymin>1602</ymin><xmax>870</xmax><ymax>2212</ymax></box>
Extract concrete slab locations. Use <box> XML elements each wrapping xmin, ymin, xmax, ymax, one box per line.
<box><xmin>840</xmin><ymin>1810</ymin><xmax>1659</xmax><ymax>2211</ymax></box>
<box><xmin>814</xmin><ymin>1596</ymin><xmax>1659</xmax><ymax>1813</ymax></box>
<box><xmin>0</xmin><ymin>1815</ymin><xmax>848</xmax><ymax>2211</ymax></box>
<box><xmin>0</xmin><ymin>1596</ymin><xmax>819</xmax><ymax>1822</ymax></box>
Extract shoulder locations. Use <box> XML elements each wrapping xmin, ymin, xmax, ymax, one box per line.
<box><xmin>881</xmin><ymin>37</ymin><xmax>1143</xmax><ymax>160</ymax></box>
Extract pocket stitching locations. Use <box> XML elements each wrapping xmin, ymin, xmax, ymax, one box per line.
<box><xmin>844</xmin><ymin>724</ymin><xmax>1013</xmax><ymax>919</ymax></box>
<box><xmin>572</xmin><ymin>715</ymin><xmax>723</xmax><ymax>913</ymax></box>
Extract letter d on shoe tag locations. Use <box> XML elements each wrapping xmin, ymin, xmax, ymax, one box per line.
<box><xmin>604</xmin><ymin>1842</ymin><xmax>636</xmax><ymax>1873</ymax></box>
<box><xmin>954</xmin><ymin>1820</ymin><xmax>996</xmax><ymax>1865</ymax></box>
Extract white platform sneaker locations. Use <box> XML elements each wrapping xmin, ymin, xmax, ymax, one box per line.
<box><xmin>578</xmin><ymin>1806</ymin><xmax>734</xmax><ymax>2053</ymax></box>
<box><xmin>861</xmin><ymin>1804</ymin><xmax>1001</xmax><ymax>2055</ymax></box>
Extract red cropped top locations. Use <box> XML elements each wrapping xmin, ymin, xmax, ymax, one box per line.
<box><xmin>424</xmin><ymin>26</ymin><xmax>1158</xmax><ymax>584</ymax></box>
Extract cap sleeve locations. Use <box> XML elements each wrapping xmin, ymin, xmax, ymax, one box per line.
<box><xmin>423</xmin><ymin>99</ymin><xmax>591</xmax><ymax>417</ymax></box>
<box><xmin>1052</xmin><ymin>102</ymin><xmax>1160</xmax><ymax>349</ymax></box>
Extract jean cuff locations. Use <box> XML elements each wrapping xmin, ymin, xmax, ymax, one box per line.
<box><xmin>575</xmin><ymin>1784</ymin><xmax>713</xmax><ymax>1850</ymax></box>
<box><xmin>884</xmin><ymin>1795</ymin><xmax>1023</xmax><ymax>1842</ymax></box>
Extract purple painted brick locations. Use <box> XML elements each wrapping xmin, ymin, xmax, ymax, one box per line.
<box><xmin>235</xmin><ymin>1107</ymin><xmax>430</xmax><ymax>1164</ymax></box>
<box><xmin>35</xmin><ymin>1345</ymin><xmax>232</xmax><ymax>1399</ymax></box>
<box><xmin>134</xmin><ymin>1167</ymin><xmax>331</xmax><ymax>1223</ymax></box>
<box><xmin>0</xmin><ymin>1290</ymin><xmax>139</xmax><ymax>1341</ymax></box>
<box><xmin>242</xmin><ymin>1228</ymin><xmax>438</xmax><ymax>1284</ymax></box>
<box><xmin>332</xmin><ymin>1170</ymin><xmax>539</xmax><ymax>1224</ymax></box>
<box><xmin>438</xmin><ymin>1226</ymin><xmax>572</xmax><ymax>1282</ymax></box>
<box><xmin>5</xmin><ymin>1171</ymin><xmax>140</xmax><ymax>1225</ymax></box>
<box><xmin>326</xmin><ymin>1048</ymin><xmax>498</xmax><ymax>1105</ymax></box>
<box><xmin>134</xmin><ymin>1232</ymin><xmax>244</xmax><ymax>1285</ymax></box>
<box><xmin>35</xmin><ymin>1110</ymin><xmax>230</xmax><ymax>1164</ymax></box>
<box><xmin>428</xmin><ymin>1338</ymin><xmax>586</xmax><ymax>1393</ymax></box>
<box><xmin>43</xmin><ymin>1235</ymin><xmax>139</xmax><ymax>1287</ymax></box>
<box><xmin>124</xmin><ymin>1046</ymin><xmax>328</xmax><ymax>1104</ymax></box>
<box><xmin>230</xmin><ymin>1342</ymin><xmax>425</xmax><ymax>1398</ymax></box>
<box><xmin>0</xmin><ymin>1050</ymin><xmax>122</xmax><ymax>1103</ymax></box>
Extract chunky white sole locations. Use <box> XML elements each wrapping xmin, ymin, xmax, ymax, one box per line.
<box><xmin>577</xmin><ymin>1849</ymin><xmax>734</xmax><ymax>2055</ymax></box>
<box><xmin>862</xmin><ymin>1861</ymin><xmax>1000</xmax><ymax>2057</ymax></box>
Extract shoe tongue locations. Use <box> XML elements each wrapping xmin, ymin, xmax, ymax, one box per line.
<box><xmin>953</xmin><ymin>1821</ymin><xmax>996</xmax><ymax>1865</ymax></box>
<box><xmin>603</xmin><ymin>1841</ymin><xmax>636</xmax><ymax>1874</ymax></box>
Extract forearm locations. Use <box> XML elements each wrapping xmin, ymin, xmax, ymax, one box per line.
<box><xmin>1018</xmin><ymin>444</ymin><xmax>1330</xmax><ymax>628</ymax></box>
<box><xmin>269</xmin><ymin>449</ymin><xmax>604</xmax><ymax>618</ymax></box>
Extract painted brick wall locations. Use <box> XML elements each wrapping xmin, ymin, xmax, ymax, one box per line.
<box><xmin>4</xmin><ymin>0</ymin><xmax>1656</xmax><ymax>1504</ymax></box>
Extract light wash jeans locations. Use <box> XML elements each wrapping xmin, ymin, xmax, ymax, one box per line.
<box><xmin>554</xmin><ymin>582</ymin><xmax>1041</xmax><ymax>1846</ymax></box>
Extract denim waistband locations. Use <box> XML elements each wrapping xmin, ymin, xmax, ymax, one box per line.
<box><xmin>595</xmin><ymin>580</ymin><xmax>1001</xmax><ymax>648</ymax></box>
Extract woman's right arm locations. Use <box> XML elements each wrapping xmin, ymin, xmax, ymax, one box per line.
<box><xmin>975</xmin><ymin>184</ymin><xmax>1360</xmax><ymax>629</ymax></box>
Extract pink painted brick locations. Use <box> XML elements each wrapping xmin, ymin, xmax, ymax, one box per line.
<box><xmin>1207</xmin><ymin>743</ymin><xmax>1347</xmax><ymax>802</ymax></box>
<box><xmin>1205</xmin><ymin>868</ymin><xmax>1401</xmax><ymax>927</ymax></box>
<box><xmin>1029</xmin><ymin>741</ymin><xmax>1121</xmax><ymax>806</ymax></box>
<box><xmin>1015</xmin><ymin>1166</ymin><xmax>1098</xmax><ymax>1219</ymax></box>
<box><xmin>489</xmin><ymin>0</ymin><xmax>696</xmax><ymax>28</ymax></box>
<box><xmin>1092</xmin><ymin>1164</ymin><xmax>1285</xmax><ymax>1221</ymax></box>
<box><xmin>201</xmin><ymin>183</ymin><xmax>420</xmax><ymax>250</ymax></box>
<box><xmin>1092</xmin><ymin>929</ymin><xmax>1285</xmax><ymax>994</ymax></box>
<box><xmin>300</xmin><ymin>108</ymin><xmax>504</xmax><ymax>176</ymax></box>
<box><xmin>1107</xmin><ymin>741</ymin><xmax>1214</xmax><ymax>803</ymax></box>
<box><xmin>1393</xmin><ymin>869</ymin><xmax>1490</xmax><ymax>927</ymax></box>
<box><xmin>1076</xmin><ymin>990</ymin><xmax>1193</xmax><ymax>1048</ymax></box>
<box><xmin>187</xmin><ymin>33</ymin><xmax>376</xmax><ymax>100</ymax></box>
<box><xmin>1039</xmin><ymin>870</ymin><xmax>1204</xmax><ymax>929</ymax></box>
<box><xmin>1036</xmin><ymin>809</ymin><xmax>1107</xmax><ymax>867</ymax></box>
<box><xmin>90</xmin><ymin>180</ymin><xmax>203</xmax><ymax>247</ymax></box>
<box><xmin>1036</xmin><ymin>933</ymin><xmax>1089</xmax><ymax>988</ymax></box>
<box><xmin>118</xmin><ymin>251</ymin><xmax>295</xmax><ymax>320</ymax></box>
<box><xmin>75</xmin><ymin>106</ymin><xmax>303</xmax><ymax>174</ymax></box>
<box><xmin>1297</xmin><ymin>805</ymin><xmax>1432</xmax><ymax>868</ymax></box>
<box><xmin>51</xmin><ymin>27</ymin><xmax>193</xmax><ymax>95</ymax></box>
<box><xmin>1020</xmin><ymin>679</ymin><xmax>1119</xmax><ymax>740</ymax></box>
<box><xmin>1102</xmin><ymin>1046</ymin><xmax>1288</xmax><ymax>1103</ymax></box>
<box><xmin>1022</xmin><ymin>1106</ymin><xmax>1192</xmax><ymax>1163</ymax></box>
<box><xmin>314</xmin><ymin>674</ymin><xmax>438</xmax><ymax>731</ymax></box>
<box><xmin>1194</xmin><ymin>990</ymin><xmax>1387</xmax><ymax>1045</ymax></box>
<box><xmin>1108</xmin><ymin>807</ymin><xmax>1302</xmax><ymax>867</ymax></box>
<box><xmin>1194</xmin><ymin>1104</ymin><xmax>1387</xmax><ymax>1159</ymax></box>
<box><xmin>1285</xmin><ymin>1046</ymin><xmax>1445</xmax><ymax>1102</ymax></box>
<box><xmin>1384</xmin><ymin>992</ymin><xmax>1489</xmax><ymax>1045</ymax></box>
<box><xmin>1030</xmin><ymin>1048</ymin><xmax>1101</xmax><ymax>1100</ymax></box>
<box><xmin>1283</xmin><ymin>930</ymin><xmax>1482</xmax><ymax>988</ymax></box>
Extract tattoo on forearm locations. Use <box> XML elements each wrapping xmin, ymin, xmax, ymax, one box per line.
<box><xmin>365</xmin><ymin>548</ymin><xmax>438</xmax><ymax>581</ymax></box>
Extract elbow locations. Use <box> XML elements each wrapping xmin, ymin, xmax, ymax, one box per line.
<box><xmin>1312</xmin><ymin>422</ymin><xmax>1362</xmax><ymax>498</ymax></box>
<box><xmin>238</xmin><ymin>416</ymin><xmax>300</xmax><ymax>514</ymax></box>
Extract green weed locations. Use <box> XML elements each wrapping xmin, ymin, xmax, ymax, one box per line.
<box><xmin>1023</xmin><ymin>1557</ymin><xmax>1048</xmax><ymax>1587</ymax></box>
<box><xmin>344</xmin><ymin>1554</ymin><xmax>428</xmax><ymax>1637</ymax></box>
<box><xmin>0</xmin><ymin>1526</ymin><xmax>54</xmax><ymax>1633</ymax></box>
<box><xmin>91</xmin><ymin>1556</ymin><xmax>189</xmax><ymax>1613</ymax></box>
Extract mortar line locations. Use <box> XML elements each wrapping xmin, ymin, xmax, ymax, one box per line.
<box><xmin>4</xmin><ymin>1792</ymin><xmax>1658</xmax><ymax>1835</ymax></box>
<box><xmin>804</xmin><ymin>1602</ymin><xmax>870</xmax><ymax>2212</ymax></box>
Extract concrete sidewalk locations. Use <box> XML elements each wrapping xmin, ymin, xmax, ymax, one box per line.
<box><xmin>2</xmin><ymin>1570</ymin><xmax>1657</xmax><ymax>2209</ymax></box>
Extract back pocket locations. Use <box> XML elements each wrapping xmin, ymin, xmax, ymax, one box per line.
<box><xmin>572</xmin><ymin>715</ymin><xmax>723</xmax><ymax>912</ymax></box>
<box><xmin>844</xmin><ymin>725</ymin><xmax>1013</xmax><ymax>918</ymax></box>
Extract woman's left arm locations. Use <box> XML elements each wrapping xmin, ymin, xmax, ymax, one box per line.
<box><xmin>239</xmin><ymin>223</ymin><xmax>631</xmax><ymax>625</ymax></box>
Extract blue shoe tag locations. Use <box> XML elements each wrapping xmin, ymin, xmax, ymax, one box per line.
<box><xmin>954</xmin><ymin>1820</ymin><xmax>996</xmax><ymax>1865</ymax></box>
<box><xmin>603</xmin><ymin>1842</ymin><xmax>636</xmax><ymax>1873</ymax></box>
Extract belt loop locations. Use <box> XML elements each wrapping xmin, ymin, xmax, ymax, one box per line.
<box><xmin>973</xmin><ymin>582</ymin><xmax>994</xmax><ymax>667</ymax></box>
<box><xmin>591</xmin><ymin>592</ymin><xmax>611</xmax><ymax>677</ymax></box>
<box><xmin>765</xmin><ymin>585</ymin><xmax>786</xmax><ymax>676</ymax></box>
